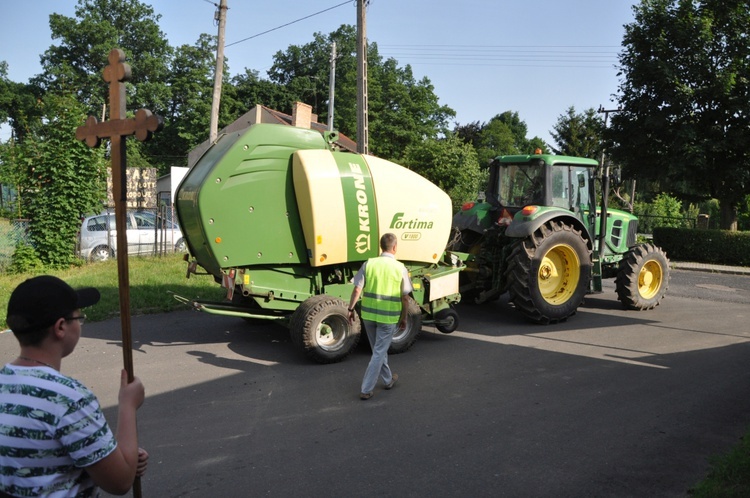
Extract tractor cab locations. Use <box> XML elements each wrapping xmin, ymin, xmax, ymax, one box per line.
<box><xmin>488</xmin><ymin>153</ymin><xmax>597</xmax><ymax>217</ymax></box>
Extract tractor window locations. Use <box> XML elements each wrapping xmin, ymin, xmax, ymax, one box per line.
<box><xmin>496</xmin><ymin>162</ymin><xmax>545</xmax><ymax>207</ymax></box>
<box><xmin>551</xmin><ymin>167</ymin><xmax>568</xmax><ymax>207</ymax></box>
<box><xmin>572</xmin><ymin>167</ymin><xmax>590</xmax><ymax>211</ymax></box>
<box><xmin>550</xmin><ymin>165</ymin><xmax>590</xmax><ymax>211</ymax></box>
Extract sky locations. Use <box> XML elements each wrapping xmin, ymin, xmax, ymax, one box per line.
<box><xmin>0</xmin><ymin>0</ymin><xmax>638</xmax><ymax>146</ymax></box>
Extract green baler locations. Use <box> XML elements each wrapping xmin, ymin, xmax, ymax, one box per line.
<box><xmin>175</xmin><ymin>123</ymin><xmax>463</xmax><ymax>363</ymax></box>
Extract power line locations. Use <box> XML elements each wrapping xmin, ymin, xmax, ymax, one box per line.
<box><xmin>379</xmin><ymin>44</ymin><xmax>620</xmax><ymax>48</ymax></box>
<box><xmin>377</xmin><ymin>44</ymin><xmax>620</xmax><ymax>70</ymax></box>
<box><xmin>226</xmin><ymin>0</ymin><xmax>352</xmax><ymax>48</ymax></box>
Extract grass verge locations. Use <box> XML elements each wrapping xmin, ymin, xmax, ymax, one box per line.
<box><xmin>0</xmin><ymin>254</ymin><xmax>226</xmax><ymax>325</ymax></box>
<box><xmin>690</xmin><ymin>429</ymin><xmax>750</xmax><ymax>497</ymax></box>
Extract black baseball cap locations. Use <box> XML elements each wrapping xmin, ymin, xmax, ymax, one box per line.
<box><xmin>6</xmin><ymin>275</ymin><xmax>100</xmax><ymax>334</ymax></box>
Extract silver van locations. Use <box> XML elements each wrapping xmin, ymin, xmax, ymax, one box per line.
<box><xmin>78</xmin><ymin>210</ymin><xmax>186</xmax><ymax>262</ymax></box>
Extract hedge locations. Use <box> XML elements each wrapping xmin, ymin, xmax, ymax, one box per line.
<box><xmin>654</xmin><ymin>227</ymin><xmax>750</xmax><ymax>267</ymax></box>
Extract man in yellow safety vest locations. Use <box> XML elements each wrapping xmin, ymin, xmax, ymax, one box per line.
<box><xmin>348</xmin><ymin>233</ymin><xmax>412</xmax><ymax>400</ymax></box>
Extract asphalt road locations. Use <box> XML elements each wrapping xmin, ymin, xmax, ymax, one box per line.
<box><xmin>1</xmin><ymin>269</ymin><xmax>749</xmax><ymax>497</ymax></box>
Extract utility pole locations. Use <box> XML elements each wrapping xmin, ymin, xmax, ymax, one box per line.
<box><xmin>597</xmin><ymin>105</ymin><xmax>619</xmax><ymax>167</ymax></box>
<box><xmin>328</xmin><ymin>41</ymin><xmax>336</xmax><ymax>132</ymax></box>
<box><xmin>356</xmin><ymin>0</ymin><xmax>369</xmax><ymax>154</ymax></box>
<box><xmin>597</xmin><ymin>105</ymin><xmax>620</xmax><ymax>258</ymax></box>
<box><xmin>209</xmin><ymin>0</ymin><xmax>228</xmax><ymax>143</ymax></box>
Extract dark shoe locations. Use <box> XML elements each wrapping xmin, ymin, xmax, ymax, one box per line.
<box><xmin>360</xmin><ymin>392</ymin><xmax>373</xmax><ymax>400</ymax></box>
<box><xmin>385</xmin><ymin>373</ymin><xmax>398</xmax><ymax>390</ymax></box>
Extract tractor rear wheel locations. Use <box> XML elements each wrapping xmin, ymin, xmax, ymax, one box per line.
<box><xmin>289</xmin><ymin>295</ymin><xmax>360</xmax><ymax>364</ymax></box>
<box><xmin>615</xmin><ymin>243</ymin><xmax>670</xmax><ymax>310</ymax></box>
<box><xmin>505</xmin><ymin>220</ymin><xmax>591</xmax><ymax>324</ymax></box>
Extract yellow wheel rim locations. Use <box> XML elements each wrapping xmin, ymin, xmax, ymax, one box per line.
<box><xmin>638</xmin><ymin>259</ymin><xmax>663</xmax><ymax>300</ymax></box>
<box><xmin>538</xmin><ymin>244</ymin><xmax>580</xmax><ymax>305</ymax></box>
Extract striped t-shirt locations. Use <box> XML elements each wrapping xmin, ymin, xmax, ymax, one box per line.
<box><xmin>0</xmin><ymin>364</ymin><xmax>117</xmax><ymax>497</ymax></box>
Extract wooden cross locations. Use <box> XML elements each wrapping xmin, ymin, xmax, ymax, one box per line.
<box><xmin>75</xmin><ymin>48</ymin><xmax>162</xmax><ymax>498</ymax></box>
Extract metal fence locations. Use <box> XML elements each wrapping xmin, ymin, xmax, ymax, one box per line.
<box><xmin>635</xmin><ymin>214</ymin><xmax>697</xmax><ymax>235</ymax></box>
<box><xmin>0</xmin><ymin>219</ymin><xmax>33</xmax><ymax>272</ymax></box>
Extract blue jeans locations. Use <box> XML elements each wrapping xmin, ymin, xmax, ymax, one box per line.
<box><xmin>361</xmin><ymin>319</ymin><xmax>397</xmax><ymax>394</ymax></box>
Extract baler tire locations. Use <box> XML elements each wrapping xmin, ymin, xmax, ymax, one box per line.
<box><xmin>289</xmin><ymin>295</ymin><xmax>360</xmax><ymax>364</ymax></box>
<box><xmin>434</xmin><ymin>307</ymin><xmax>459</xmax><ymax>334</ymax></box>
<box><xmin>615</xmin><ymin>243</ymin><xmax>670</xmax><ymax>310</ymax></box>
<box><xmin>388</xmin><ymin>297</ymin><xmax>422</xmax><ymax>355</ymax></box>
<box><xmin>505</xmin><ymin>220</ymin><xmax>591</xmax><ymax>324</ymax></box>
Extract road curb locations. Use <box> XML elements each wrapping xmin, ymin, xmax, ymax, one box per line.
<box><xmin>671</xmin><ymin>261</ymin><xmax>750</xmax><ymax>276</ymax></box>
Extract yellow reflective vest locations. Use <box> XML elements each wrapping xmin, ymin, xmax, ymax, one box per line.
<box><xmin>360</xmin><ymin>256</ymin><xmax>405</xmax><ymax>324</ymax></box>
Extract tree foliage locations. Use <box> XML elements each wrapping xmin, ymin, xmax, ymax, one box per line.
<box><xmin>268</xmin><ymin>25</ymin><xmax>455</xmax><ymax>161</ymax></box>
<box><xmin>0</xmin><ymin>62</ymin><xmax>45</xmax><ymax>142</ymax></box>
<box><xmin>401</xmin><ymin>134</ymin><xmax>482</xmax><ymax>211</ymax></box>
<box><xmin>16</xmin><ymin>94</ymin><xmax>106</xmax><ymax>267</ymax></box>
<box><xmin>550</xmin><ymin>106</ymin><xmax>604</xmax><ymax>159</ymax></box>
<box><xmin>474</xmin><ymin>118</ymin><xmax>518</xmax><ymax>167</ymax></box>
<box><xmin>455</xmin><ymin>111</ymin><xmax>547</xmax><ymax>167</ymax></box>
<box><xmin>37</xmin><ymin>0</ymin><xmax>172</xmax><ymax>112</ymax></box>
<box><xmin>34</xmin><ymin>0</ymin><xmax>177</xmax><ymax>173</ymax></box>
<box><xmin>154</xmin><ymin>34</ymin><xmax>217</xmax><ymax>168</ymax></box>
<box><xmin>608</xmin><ymin>0</ymin><xmax>750</xmax><ymax>230</ymax></box>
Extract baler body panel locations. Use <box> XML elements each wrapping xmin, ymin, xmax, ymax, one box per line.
<box><xmin>176</xmin><ymin>124</ymin><xmax>328</xmax><ymax>277</ymax></box>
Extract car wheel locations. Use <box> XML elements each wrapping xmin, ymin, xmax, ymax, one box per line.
<box><xmin>90</xmin><ymin>245</ymin><xmax>113</xmax><ymax>262</ymax></box>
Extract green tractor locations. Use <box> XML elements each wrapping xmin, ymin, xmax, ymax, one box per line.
<box><xmin>449</xmin><ymin>152</ymin><xmax>669</xmax><ymax>324</ymax></box>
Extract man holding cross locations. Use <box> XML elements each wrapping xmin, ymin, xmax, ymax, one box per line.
<box><xmin>0</xmin><ymin>47</ymin><xmax>159</xmax><ymax>498</ymax></box>
<box><xmin>0</xmin><ymin>276</ymin><xmax>148</xmax><ymax>497</ymax></box>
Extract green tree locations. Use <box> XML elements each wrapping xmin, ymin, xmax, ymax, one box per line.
<box><xmin>550</xmin><ymin>106</ymin><xmax>604</xmax><ymax>159</ymax></box>
<box><xmin>226</xmin><ymin>69</ymin><xmax>295</xmax><ymax>120</ymax></box>
<box><xmin>0</xmin><ymin>61</ymin><xmax>10</xmax><ymax>124</ymax></box>
<box><xmin>608</xmin><ymin>0</ymin><xmax>750</xmax><ymax>230</ymax></box>
<box><xmin>268</xmin><ymin>25</ymin><xmax>455</xmax><ymax>160</ymax></box>
<box><xmin>0</xmin><ymin>140</ymin><xmax>24</xmax><ymax>218</ymax></box>
<box><xmin>456</xmin><ymin>112</ymin><xmax>548</xmax><ymax>167</ymax></box>
<box><xmin>401</xmin><ymin>134</ymin><xmax>482</xmax><ymax>211</ymax></box>
<box><xmin>153</xmin><ymin>34</ymin><xmax>216</xmax><ymax>171</ymax></box>
<box><xmin>633</xmin><ymin>192</ymin><xmax>685</xmax><ymax>233</ymax></box>
<box><xmin>492</xmin><ymin>111</ymin><xmax>534</xmax><ymax>153</ymax></box>
<box><xmin>474</xmin><ymin>118</ymin><xmax>518</xmax><ymax>167</ymax></box>
<box><xmin>17</xmin><ymin>94</ymin><xmax>106</xmax><ymax>267</ymax></box>
<box><xmin>0</xmin><ymin>62</ymin><xmax>45</xmax><ymax>142</ymax></box>
<box><xmin>32</xmin><ymin>0</ymin><xmax>177</xmax><ymax>173</ymax></box>
<box><xmin>268</xmin><ymin>25</ymin><xmax>356</xmax><ymax>130</ymax></box>
<box><xmin>368</xmin><ymin>57</ymin><xmax>455</xmax><ymax>160</ymax></box>
<box><xmin>36</xmin><ymin>0</ymin><xmax>172</xmax><ymax>113</ymax></box>
<box><xmin>454</xmin><ymin>120</ymin><xmax>483</xmax><ymax>147</ymax></box>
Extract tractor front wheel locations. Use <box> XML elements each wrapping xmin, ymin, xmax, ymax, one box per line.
<box><xmin>615</xmin><ymin>243</ymin><xmax>670</xmax><ymax>310</ymax></box>
<box><xmin>505</xmin><ymin>221</ymin><xmax>591</xmax><ymax>324</ymax></box>
<box><xmin>289</xmin><ymin>295</ymin><xmax>361</xmax><ymax>364</ymax></box>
